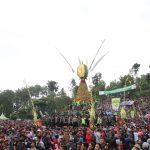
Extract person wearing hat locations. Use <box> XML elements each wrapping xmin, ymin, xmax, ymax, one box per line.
<box><xmin>142</xmin><ymin>142</ymin><xmax>149</xmax><ymax>150</ymax></box>
<box><xmin>147</xmin><ymin>138</ymin><xmax>150</xmax><ymax>149</ymax></box>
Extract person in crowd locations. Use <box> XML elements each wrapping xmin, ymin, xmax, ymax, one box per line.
<box><xmin>94</xmin><ymin>143</ymin><xmax>101</xmax><ymax>150</ymax></box>
<box><xmin>88</xmin><ymin>142</ymin><xmax>95</xmax><ymax>150</ymax></box>
<box><xmin>30</xmin><ymin>142</ymin><xmax>37</xmax><ymax>150</ymax></box>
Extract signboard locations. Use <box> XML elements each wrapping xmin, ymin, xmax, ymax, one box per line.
<box><xmin>112</xmin><ymin>98</ymin><xmax>120</xmax><ymax>110</ymax></box>
<box><xmin>99</xmin><ymin>84</ymin><xmax>136</xmax><ymax>95</ymax></box>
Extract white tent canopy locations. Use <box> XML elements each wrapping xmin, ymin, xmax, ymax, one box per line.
<box><xmin>0</xmin><ymin>112</ymin><xmax>9</xmax><ymax>120</ymax></box>
<box><xmin>120</xmin><ymin>101</ymin><xmax>134</xmax><ymax>106</ymax></box>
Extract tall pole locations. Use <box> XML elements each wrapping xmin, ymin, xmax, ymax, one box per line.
<box><xmin>123</xmin><ymin>77</ymin><xmax>129</xmax><ymax>101</ymax></box>
<box><xmin>24</xmin><ymin>80</ymin><xmax>38</xmax><ymax>123</ymax></box>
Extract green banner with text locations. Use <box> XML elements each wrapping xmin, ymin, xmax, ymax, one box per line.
<box><xmin>99</xmin><ymin>84</ymin><xmax>136</xmax><ymax>95</ymax></box>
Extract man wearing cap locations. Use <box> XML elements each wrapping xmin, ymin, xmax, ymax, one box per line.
<box><xmin>142</xmin><ymin>142</ymin><xmax>149</xmax><ymax>150</ymax></box>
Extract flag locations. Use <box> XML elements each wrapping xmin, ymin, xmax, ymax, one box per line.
<box><xmin>112</xmin><ymin>98</ymin><xmax>120</xmax><ymax>111</ymax></box>
<box><xmin>33</xmin><ymin>106</ymin><xmax>37</xmax><ymax>123</ymax></box>
<box><xmin>131</xmin><ymin>110</ymin><xmax>135</xmax><ymax>118</ymax></box>
<box><xmin>120</xmin><ymin>107</ymin><xmax>126</xmax><ymax>119</ymax></box>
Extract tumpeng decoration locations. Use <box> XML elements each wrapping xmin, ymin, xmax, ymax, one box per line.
<box><xmin>57</xmin><ymin>39</ymin><xmax>108</xmax><ymax>127</ymax></box>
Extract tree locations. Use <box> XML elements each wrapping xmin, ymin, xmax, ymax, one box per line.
<box><xmin>106</xmin><ymin>80</ymin><xmax>120</xmax><ymax>90</ymax></box>
<box><xmin>17</xmin><ymin>106</ymin><xmax>33</xmax><ymax>119</ymax></box>
<box><xmin>70</xmin><ymin>79</ymin><xmax>78</xmax><ymax>99</ymax></box>
<box><xmin>119</xmin><ymin>74</ymin><xmax>134</xmax><ymax>87</ymax></box>
<box><xmin>58</xmin><ymin>88</ymin><xmax>67</xmax><ymax>97</ymax></box>
<box><xmin>71</xmin><ymin>79</ymin><xmax>76</xmax><ymax>87</ymax></box>
<box><xmin>72</xmin><ymin>86</ymin><xmax>78</xmax><ymax>99</ymax></box>
<box><xmin>0</xmin><ymin>90</ymin><xmax>15</xmax><ymax>116</ymax></box>
<box><xmin>47</xmin><ymin>80</ymin><xmax>59</xmax><ymax>94</ymax></box>
<box><xmin>41</xmin><ymin>86</ymin><xmax>48</xmax><ymax>97</ymax></box>
<box><xmin>29</xmin><ymin>84</ymin><xmax>42</xmax><ymax>98</ymax></box>
<box><xmin>140</xmin><ymin>74</ymin><xmax>150</xmax><ymax>90</ymax></box>
<box><xmin>92</xmin><ymin>80</ymin><xmax>106</xmax><ymax>101</ymax></box>
<box><xmin>146</xmin><ymin>73</ymin><xmax>150</xmax><ymax>84</ymax></box>
<box><xmin>14</xmin><ymin>88</ymin><xmax>31</xmax><ymax>113</ymax></box>
<box><xmin>34</xmin><ymin>98</ymin><xmax>47</xmax><ymax>113</ymax></box>
<box><xmin>131</xmin><ymin>63</ymin><xmax>140</xmax><ymax>76</ymax></box>
<box><xmin>92</xmin><ymin>72</ymin><xmax>102</xmax><ymax>86</ymax></box>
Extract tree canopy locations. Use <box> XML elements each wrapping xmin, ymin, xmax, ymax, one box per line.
<box><xmin>0</xmin><ymin>63</ymin><xmax>149</xmax><ymax>119</ymax></box>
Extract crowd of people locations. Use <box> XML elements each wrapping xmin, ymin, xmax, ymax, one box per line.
<box><xmin>0</xmin><ymin>96</ymin><xmax>149</xmax><ymax>150</ymax></box>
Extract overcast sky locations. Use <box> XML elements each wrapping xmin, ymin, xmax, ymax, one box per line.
<box><xmin>0</xmin><ymin>0</ymin><xmax>149</xmax><ymax>92</ymax></box>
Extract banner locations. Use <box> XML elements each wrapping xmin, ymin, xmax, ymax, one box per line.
<box><xmin>120</xmin><ymin>107</ymin><xmax>127</xmax><ymax>119</ymax></box>
<box><xmin>131</xmin><ymin>110</ymin><xmax>135</xmax><ymax>118</ymax></box>
<box><xmin>99</xmin><ymin>84</ymin><xmax>136</xmax><ymax>95</ymax></box>
<box><xmin>112</xmin><ymin>98</ymin><xmax>120</xmax><ymax>110</ymax></box>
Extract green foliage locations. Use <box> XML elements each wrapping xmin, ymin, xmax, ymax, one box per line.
<box><xmin>58</xmin><ymin>88</ymin><xmax>67</xmax><ymax>97</ymax></box>
<box><xmin>92</xmin><ymin>80</ymin><xmax>106</xmax><ymax>101</ymax></box>
<box><xmin>32</xmin><ymin>88</ymin><xmax>71</xmax><ymax>115</ymax></box>
<box><xmin>10</xmin><ymin>113</ymin><xmax>18</xmax><ymax>120</ymax></box>
<box><xmin>15</xmin><ymin>88</ymin><xmax>30</xmax><ymax>106</ymax></box>
<box><xmin>0</xmin><ymin>90</ymin><xmax>15</xmax><ymax>117</ymax></box>
<box><xmin>119</xmin><ymin>74</ymin><xmax>134</xmax><ymax>87</ymax></box>
<box><xmin>92</xmin><ymin>72</ymin><xmax>102</xmax><ymax>86</ymax></box>
<box><xmin>0</xmin><ymin>64</ymin><xmax>149</xmax><ymax>119</ymax></box>
<box><xmin>10</xmin><ymin>106</ymin><xmax>33</xmax><ymax>120</ymax></box>
<box><xmin>106</xmin><ymin>80</ymin><xmax>120</xmax><ymax>90</ymax></box>
<box><xmin>92</xmin><ymin>71</ymin><xmax>150</xmax><ymax>101</ymax></box>
<box><xmin>17</xmin><ymin>107</ymin><xmax>33</xmax><ymax>119</ymax></box>
<box><xmin>71</xmin><ymin>79</ymin><xmax>76</xmax><ymax>87</ymax></box>
<box><xmin>73</xmin><ymin>86</ymin><xmax>78</xmax><ymax>99</ymax></box>
<box><xmin>130</xmin><ymin>89</ymin><xmax>150</xmax><ymax>98</ymax></box>
<box><xmin>34</xmin><ymin>98</ymin><xmax>47</xmax><ymax>112</ymax></box>
<box><xmin>0</xmin><ymin>81</ymin><xmax>71</xmax><ymax>119</ymax></box>
<box><xmin>131</xmin><ymin>63</ymin><xmax>140</xmax><ymax>76</ymax></box>
<box><xmin>45</xmin><ymin>94</ymin><xmax>71</xmax><ymax>115</ymax></box>
<box><xmin>40</xmin><ymin>86</ymin><xmax>48</xmax><ymax>96</ymax></box>
<box><xmin>29</xmin><ymin>85</ymin><xmax>42</xmax><ymax>98</ymax></box>
<box><xmin>138</xmin><ymin>74</ymin><xmax>150</xmax><ymax>90</ymax></box>
<box><xmin>47</xmin><ymin>80</ymin><xmax>59</xmax><ymax>93</ymax></box>
<box><xmin>70</xmin><ymin>79</ymin><xmax>78</xmax><ymax>99</ymax></box>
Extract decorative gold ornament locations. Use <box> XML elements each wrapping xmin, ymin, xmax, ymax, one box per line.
<box><xmin>77</xmin><ymin>64</ymin><xmax>88</xmax><ymax>79</ymax></box>
<box><xmin>75</xmin><ymin>79</ymin><xmax>92</xmax><ymax>102</ymax></box>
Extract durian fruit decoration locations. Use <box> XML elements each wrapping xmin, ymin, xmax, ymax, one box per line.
<box><xmin>77</xmin><ymin>63</ymin><xmax>88</xmax><ymax>79</ymax></box>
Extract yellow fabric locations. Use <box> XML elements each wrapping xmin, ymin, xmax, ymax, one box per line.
<box><xmin>120</xmin><ymin>107</ymin><xmax>126</xmax><ymax>119</ymax></box>
<box><xmin>33</xmin><ymin>106</ymin><xmax>38</xmax><ymax>123</ymax></box>
<box><xmin>112</xmin><ymin>98</ymin><xmax>120</xmax><ymax>110</ymax></box>
<box><xmin>89</xmin><ymin>104</ymin><xmax>95</xmax><ymax>120</ymax></box>
<box><xmin>131</xmin><ymin>110</ymin><xmax>135</xmax><ymax>118</ymax></box>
